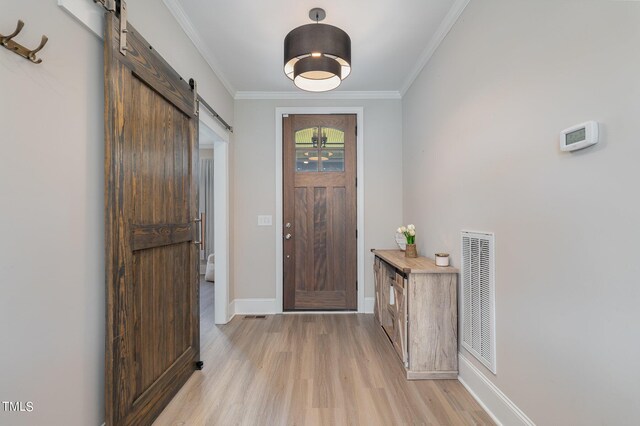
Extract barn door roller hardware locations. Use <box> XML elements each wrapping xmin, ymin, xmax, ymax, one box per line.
<box><xmin>94</xmin><ymin>0</ymin><xmax>128</xmax><ymax>56</ymax></box>
<box><xmin>0</xmin><ymin>20</ymin><xmax>48</xmax><ymax>64</ymax></box>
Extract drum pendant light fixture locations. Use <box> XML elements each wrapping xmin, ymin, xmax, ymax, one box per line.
<box><xmin>284</xmin><ymin>8</ymin><xmax>351</xmax><ymax>92</ymax></box>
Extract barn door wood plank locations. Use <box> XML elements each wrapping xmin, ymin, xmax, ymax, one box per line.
<box><xmin>104</xmin><ymin>11</ymin><xmax>200</xmax><ymax>426</ymax></box>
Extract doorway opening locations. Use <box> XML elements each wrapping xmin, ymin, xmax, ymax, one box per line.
<box><xmin>199</xmin><ymin>110</ymin><xmax>231</xmax><ymax>324</ymax></box>
<box><xmin>198</xmin><ymin>143</ymin><xmax>215</xmax><ymax>324</ymax></box>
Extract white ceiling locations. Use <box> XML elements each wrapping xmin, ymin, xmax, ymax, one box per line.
<box><xmin>166</xmin><ymin>0</ymin><xmax>469</xmax><ymax>96</ymax></box>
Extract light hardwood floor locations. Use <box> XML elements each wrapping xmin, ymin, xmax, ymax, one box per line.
<box><xmin>153</xmin><ymin>280</ymin><xmax>494</xmax><ymax>425</ymax></box>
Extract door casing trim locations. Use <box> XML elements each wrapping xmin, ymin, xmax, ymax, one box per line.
<box><xmin>275</xmin><ymin>107</ymin><xmax>365</xmax><ymax>313</ymax></box>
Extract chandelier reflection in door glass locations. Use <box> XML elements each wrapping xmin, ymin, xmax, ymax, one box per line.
<box><xmin>294</xmin><ymin>126</ymin><xmax>345</xmax><ymax>172</ymax></box>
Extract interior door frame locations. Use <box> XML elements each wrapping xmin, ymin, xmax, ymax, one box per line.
<box><xmin>275</xmin><ymin>107</ymin><xmax>365</xmax><ymax>313</ymax></box>
<box><xmin>199</xmin><ymin>110</ymin><xmax>232</xmax><ymax>324</ymax></box>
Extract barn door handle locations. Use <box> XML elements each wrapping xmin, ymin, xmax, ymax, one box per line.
<box><xmin>193</xmin><ymin>213</ymin><xmax>204</xmax><ymax>249</ymax></box>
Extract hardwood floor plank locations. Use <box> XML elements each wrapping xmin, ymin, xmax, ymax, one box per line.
<box><xmin>153</xmin><ymin>280</ymin><xmax>494</xmax><ymax>425</ymax></box>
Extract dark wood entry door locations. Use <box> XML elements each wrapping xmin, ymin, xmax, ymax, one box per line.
<box><xmin>104</xmin><ymin>13</ymin><xmax>200</xmax><ymax>426</ymax></box>
<box><xmin>283</xmin><ymin>114</ymin><xmax>357</xmax><ymax>310</ymax></box>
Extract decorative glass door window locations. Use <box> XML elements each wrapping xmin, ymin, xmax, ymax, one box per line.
<box><xmin>295</xmin><ymin>126</ymin><xmax>345</xmax><ymax>172</ymax></box>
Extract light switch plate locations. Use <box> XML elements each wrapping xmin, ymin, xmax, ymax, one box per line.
<box><xmin>257</xmin><ymin>215</ymin><xmax>273</xmax><ymax>226</ymax></box>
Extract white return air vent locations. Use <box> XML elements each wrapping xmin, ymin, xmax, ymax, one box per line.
<box><xmin>461</xmin><ymin>231</ymin><xmax>496</xmax><ymax>374</ymax></box>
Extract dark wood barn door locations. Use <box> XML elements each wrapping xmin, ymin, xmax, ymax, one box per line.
<box><xmin>104</xmin><ymin>12</ymin><xmax>200</xmax><ymax>425</ymax></box>
<box><xmin>283</xmin><ymin>114</ymin><xmax>357</xmax><ymax>310</ymax></box>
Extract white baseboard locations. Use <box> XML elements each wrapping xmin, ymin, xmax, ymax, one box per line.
<box><xmin>227</xmin><ymin>300</ymin><xmax>236</xmax><ymax>322</ymax></box>
<box><xmin>232</xmin><ymin>298</ymin><xmax>279</xmax><ymax>315</ymax></box>
<box><xmin>364</xmin><ymin>297</ymin><xmax>375</xmax><ymax>314</ymax></box>
<box><xmin>458</xmin><ymin>352</ymin><xmax>535</xmax><ymax>426</ymax></box>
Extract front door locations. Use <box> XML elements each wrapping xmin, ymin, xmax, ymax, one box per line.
<box><xmin>104</xmin><ymin>12</ymin><xmax>200</xmax><ymax>425</ymax></box>
<box><xmin>283</xmin><ymin>114</ymin><xmax>357</xmax><ymax>310</ymax></box>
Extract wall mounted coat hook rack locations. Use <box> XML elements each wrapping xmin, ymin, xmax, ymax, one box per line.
<box><xmin>1</xmin><ymin>20</ymin><xmax>48</xmax><ymax>64</ymax></box>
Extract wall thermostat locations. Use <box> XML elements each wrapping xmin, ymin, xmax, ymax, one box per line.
<box><xmin>560</xmin><ymin>121</ymin><xmax>599</xmax><ymax>152</ymax></box>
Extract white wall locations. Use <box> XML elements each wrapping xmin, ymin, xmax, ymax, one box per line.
<box><xmin>232</xmin><ymin>99</ymin><xmax>402</xmax><ymax>305</ymax></box>
<box><xmin>402</xmin><ymin>0</ymin><xmax>640</xmax><ymax>424</ymax></box>
<box><xmin>0</xmin><ymin>1</ymin><xmax>232</xmax><ymax>425</ymax></box>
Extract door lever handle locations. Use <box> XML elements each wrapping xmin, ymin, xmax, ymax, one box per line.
<box><xmin>284</xmin><ymin>233</ymin><xmax>292</xmax><ymax>240</ymax></box>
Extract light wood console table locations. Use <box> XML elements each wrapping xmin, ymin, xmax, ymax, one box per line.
<box><xmin>372</xmin><ymin>249</ymin><xmax>459</xmax><ymax>379</ymax></box>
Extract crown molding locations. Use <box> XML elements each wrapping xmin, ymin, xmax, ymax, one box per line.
<box><xmin>162</xmin><ymin>0</ymin><xmax>236</xmax><ymax>97</ymax></box>
<box><xmin>400</xmin><ymin>0</ymin><xmax>471</xmax><ymax>96</ymax></box>
<box><xmin>234</xmin><ymin>91</ymin><xmax>402</xmax><ymax>100</ymax></box>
